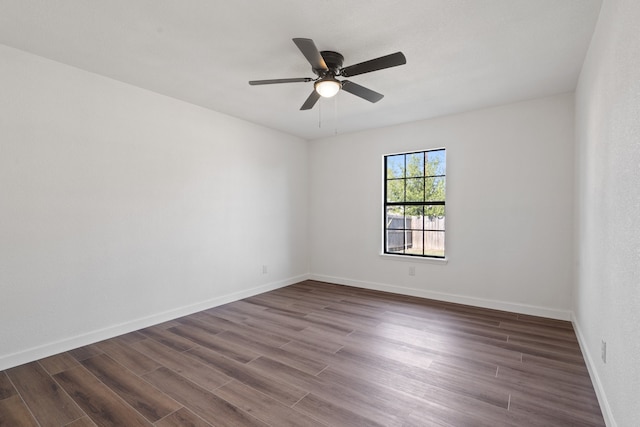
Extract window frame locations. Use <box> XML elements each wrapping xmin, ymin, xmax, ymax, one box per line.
<box><xmin>383</xmin><ymin>148</ymin><xmax>446</xmax><ymax>259</ymax></box>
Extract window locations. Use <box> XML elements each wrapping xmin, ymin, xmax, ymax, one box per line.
<box><xmin>384</xmin><ymin>149</ymin><xmax>446</xmax><ymax>258</ymax></box>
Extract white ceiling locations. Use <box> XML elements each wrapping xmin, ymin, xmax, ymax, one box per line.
<box><xmin>0</xmin><ymin>0</ymin><xmax>602</xmax><ymax>140</ymax></box>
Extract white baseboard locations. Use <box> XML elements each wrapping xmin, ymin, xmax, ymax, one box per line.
<box><xmin>0</xmin><ymin>274</ymin><xmax>309</xmax><ymax>371</ymax></box>
<box><xmin>572</xmin><ymin>314</ymin><xmax>616</xmax><ymax>427</ymax></box>
<box><xmin>309</xmin><ymin>274</ymin><xmax>572</xmax><ymax>321</ymax></box>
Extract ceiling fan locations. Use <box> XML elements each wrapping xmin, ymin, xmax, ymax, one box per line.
<box><xmin>249</xmin><ymin>38</ymin><xmax>407</xmax><ymax>110</ymax></box>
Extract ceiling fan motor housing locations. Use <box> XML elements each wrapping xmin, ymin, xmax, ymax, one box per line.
<box><xmin>316</xmin><ymin>51</ymin><xmax>344</xmax><ymax>76</ymax></box>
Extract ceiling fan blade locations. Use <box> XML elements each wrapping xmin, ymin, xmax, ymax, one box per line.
<box><xmin>340</xmin><ymin>52</ymin><xmax>406</xmax><ymax>77</ymax></box>
<box><xmin>341</xmin><ymin>80</ymin><xmax>384</xmax><ymax>103</ymax></box>
<box><xmin>292</xmin><ymin>38</ymin><xmax>328</xmax><ymax>71</ymax></box>
<box><xmin>249</xmin><ymin>77</ymin><xmax>312</xmax><ymax>85</ymax></box>
<box><xmin>300</xmin><ymin>90</ymin><xmax>321</xmax><ymax>110</ymax></box>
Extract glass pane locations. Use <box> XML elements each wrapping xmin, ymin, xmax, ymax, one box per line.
<box><xmin>404</xmin><ymin>230</ymin><xmax>424</xmax><ymax>255</ymax></box>
<box><xmin>385</xmin><ymin>207</ymin><xmax>405</xmax><ymax>229</ymax></box>
<box><xmin>424</xmin><ymin>204</ymin><xmax>445</xmax><ymax>220</ymax></box>
<box><xmin>426</xmin><ymin>149</ymin><xmax>446</xmax><ymax>176</ymax></box>
<box><xmin>386</xmin><ymin>155</ymin><xmax>405</xmax><ymax>179</ymax></box>
<box><xmin>405</xmin><ymin>178</ymin><xmax>424</xmax><ymax>202</ymax></box>
<box><xmin>386</xmin><ymin>230</ymin><xmax>406</xmax><ymax>253</ymax></box>
<box><xmin>424</xmin><ymin>230</ymin><xmax>445</xmax><ymax>257</ymax></box>
<box><xmin>405</xmin><ymin>204</ymin><xmax>423</xmax><ymax>220</ymax></box>
<box><xmin>406</xmin><ymin>153</ymin><xmax>424</xmax><ymax>177</ymax></box>
<box><xmin>424</xmin><ymin>212</ymin><xmax>445</xmax><ymax>230</ymax></box>
<box><xmin>425</xmin><ymin>177</ymin><xmax>445</xmax><ymax>202</ymax></box>
<box><xmin>386</xmin><ymin>179</ymin><xmax>404</xmax><ymax>202</ymax></box>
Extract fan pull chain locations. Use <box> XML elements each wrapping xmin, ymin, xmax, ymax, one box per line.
<box><xmin>334</xmin><ymin>95</ymin><xmax>339</xmax><ymax>136</ymax></box>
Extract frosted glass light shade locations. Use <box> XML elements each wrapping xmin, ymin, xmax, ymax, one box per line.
<box><xmin>314</xmin><ymin>78</ymin><xmax>341</xmax><ymax>98</ymax></box>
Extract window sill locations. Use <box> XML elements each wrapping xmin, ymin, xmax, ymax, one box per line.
<box><xmin>379</xmin><ymin>253</ymin><xmax>448</xmax><ymax>265</ymax></box>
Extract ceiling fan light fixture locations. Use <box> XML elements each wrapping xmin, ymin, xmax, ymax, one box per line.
<box><xmin>314</xmin><ymin>77</ymin><xmax>341</xmax><ymax>98</ymax></box>
<box><xmin>249</xmin><ymin>38</ymin><xmax>406</xmax><ymax>110</ymax></box>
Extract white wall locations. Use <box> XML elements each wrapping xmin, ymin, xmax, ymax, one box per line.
<box><xmin>309</xmin><ymin>93</ymin><xmax>575</xmax><ymax>319</ymax></box>
<box><xmin>574</xmin><ymin>0</ymin><xmax>640</xmax><ymax>425</ymax></box>
<box><xmin>0</xmin><ymin>44</ymin><xmax>308</xmax><ymax>370</ymax></box>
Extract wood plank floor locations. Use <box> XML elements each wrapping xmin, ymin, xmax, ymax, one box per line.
<box><xmin>0</xmin><ymin>280</ymin><xmax>605</xmax><ymax>426</ymax></box>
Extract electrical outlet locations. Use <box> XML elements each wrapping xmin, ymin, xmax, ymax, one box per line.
<box><xmin>409</xmin><ymin>266</ymin><xmax>415</xmax><ymax>276</ymax></box>
<box><xmin>262</xmin><ymin>265</ymin><xmax>268</xmax><ymax>274</ymax></box>
<box><xmin>601</xmin><ymin>340</ymin><xmax>607</xmax><ymax>364</ymax></box>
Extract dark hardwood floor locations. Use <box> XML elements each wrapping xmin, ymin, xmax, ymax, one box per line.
<box><xmin>0</xmin><ymin>280</ymin><xmax>605</xmax><ymax>426</ymax></box>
